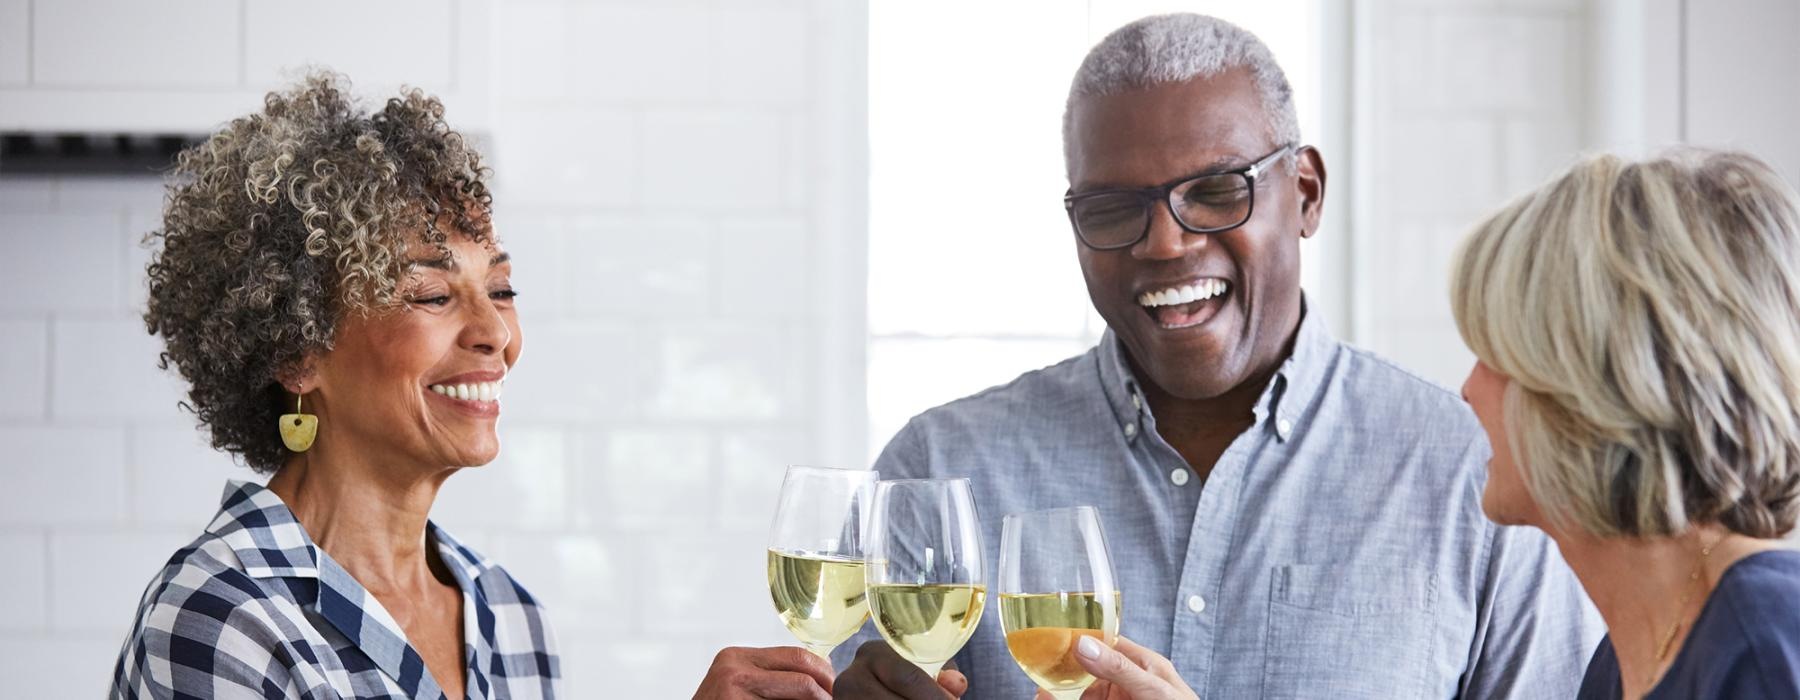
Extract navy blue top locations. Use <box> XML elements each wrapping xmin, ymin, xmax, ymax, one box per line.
<box><xmin>1578</xmin><ymin>548</ymin><xmax>1800</xmax><ymax>699</ymax></box>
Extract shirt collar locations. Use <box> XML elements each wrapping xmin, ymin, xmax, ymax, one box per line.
<box><xmin>1096</xmin><ymin>295</ymin><xmax>1336</xmax><ymax>443</ymax></box>
<box><xmin>207</xmin><ymin>480</ymin><xmax>494</xmax><ymax>585</ymax></box>
<box><xmin>206</xmin><ymin>480</ymin><xmax>321</xmax><ymax>579</ymax></box>
<box><xmin>206</xmin><ymin>479</ymin><xmax>496</xmax><ymax>700</ymax></box>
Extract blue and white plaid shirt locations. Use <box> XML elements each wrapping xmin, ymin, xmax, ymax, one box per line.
<box><xmin>111</xmin><ymin>481</ymin><xmax>560</xmax><ymax>699</ymax></box>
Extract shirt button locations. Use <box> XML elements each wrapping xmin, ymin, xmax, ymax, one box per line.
<box><xmin>1187</xmin><ymin>594</ymin><xmax>1206</xmax><ymax>613</ymax></box>
<box><xmin>1131</xmin><ymin>393</ymin><xmax>1142</xmax><ymax>411</ymax></box>
<box><xmin>1124</xmin><ymin>422</ymin><xmax>1138</xmax><ymax>437</ymax></box>
<box><xmin>1170</xmin><ymin>468</ymin><xmax>1190</xmax><ymax>486</ymax></box>
<box><xmin>1276</xmin><ymin>418</ymin><xmax>1293</xmax><ymax>438</ymax></box>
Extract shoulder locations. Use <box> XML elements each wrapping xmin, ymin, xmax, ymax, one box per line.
<box><xmin>1715</xmin><ymin>550</ymin><xmax>1800</xmax><ymax>651</ymax></box>
<box><xmin>877</xmin><ymin>349</ymin><xmax>1099</xmax><ymax>475</ymax></box>
<box><xmin>1328</xmin><ymin>342</ymin><xmax>1479</xmax><ymax>432</ymax></box>
<box><xmin>909</xmin><ymin>350</ymin><xmax>1097</xmax><ymax>429</ymax></box>
<box><xmin>133</xmin><ymin>532</ymin><xmax>274</xmax><ymax>620</ymax></box>
<box><xmin>1674</xmin><ymin>550</ymin><xmax>1800</xmax><ymax>698</ymax></box>
<box><xmin>114</xmin><ymin>533</ymin><xmax>295</xmax><ymax>689</ymax></box>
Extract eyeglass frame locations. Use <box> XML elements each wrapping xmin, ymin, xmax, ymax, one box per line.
<box><xmin>1062</xmin><ymin>143</ymin><xmax>1298</xmax><ymax>251</ymax></box>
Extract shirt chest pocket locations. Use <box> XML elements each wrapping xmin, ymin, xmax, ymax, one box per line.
<box><xmin>1261</xmin><ymin>564</ymin><xmax>1439</xmax><ymax>699</ymax></box>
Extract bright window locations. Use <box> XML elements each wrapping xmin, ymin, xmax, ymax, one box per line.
<box><xmin>868</xmin><ymin>1</ymin><xmax>1325</xmax><ymax>457</ymax></box>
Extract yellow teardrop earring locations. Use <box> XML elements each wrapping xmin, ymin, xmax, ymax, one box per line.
<box><xmin>279</xmin><ymin>392</ymin><xmax>318</xmax><ymax>452</ymax></box>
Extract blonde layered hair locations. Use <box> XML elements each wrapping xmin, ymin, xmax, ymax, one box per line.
<box><xmin>1452</xmin><ymin>149</ymin><xmax>1800</xmax><ymax>538</ymax></box>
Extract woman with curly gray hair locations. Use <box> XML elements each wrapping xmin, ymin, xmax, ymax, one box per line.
<box><xmin>1453</xmin><ymin>149</ymin><xmax>1800</xmax><ymax>699</ymax></box>
<box><xmin>111</xmin><ymin>73</ymin><xmax>557</xmax><ymax>699</ymax></box>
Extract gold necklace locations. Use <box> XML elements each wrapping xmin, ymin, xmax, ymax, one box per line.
<box><xmin>1647</xmin><ymin>531</ymin><xmax>1725</xmax><ymax>686</ymax></box>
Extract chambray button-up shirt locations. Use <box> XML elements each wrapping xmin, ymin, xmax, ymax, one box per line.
<box><xmin>839</xmin><ymin>310</ymin><xmax>1600</xmax><ymax>698</ymax></box>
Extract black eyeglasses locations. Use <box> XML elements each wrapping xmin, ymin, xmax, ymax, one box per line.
<box><xmin>1063</xmin><ymin>144</ymin><xmax>1296</xmax><ymax>250</ymax></box>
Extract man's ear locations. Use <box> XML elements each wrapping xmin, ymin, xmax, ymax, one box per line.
<box><xmin>1295</xmin><ymin>145</ymin><xmax>1327</xmax><ymax>239</ymax></box>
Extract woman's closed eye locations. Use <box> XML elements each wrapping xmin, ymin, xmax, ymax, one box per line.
<box><xmin>410</xmin><ymin>294</ymin><xmax>453</xmax><ymax>307</ymax></box>
<box><xmin>490</xmin><ymin>288</ymin><xmax>518</xmax><ymax>302</ymax></box>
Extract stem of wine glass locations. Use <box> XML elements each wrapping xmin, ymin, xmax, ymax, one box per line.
<box><xmin>1048</xmin><ymin>689</ymin><xmax>1086</xmax><ymax>700</ymax></box>
<box><xmin>914</xmin><ymin>660</ymin><xmax>945</xmax><ymax>680</ymax></box>
<box><xmin>802</xmin><ymin>644</ymin><xmax>834</xmax><ymax>662</ymax></box>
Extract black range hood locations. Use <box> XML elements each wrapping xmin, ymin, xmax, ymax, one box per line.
<box><xmin>0</xmin><ymin>132</ymin><xmax>205</xmax><ymax>176</ymax></box>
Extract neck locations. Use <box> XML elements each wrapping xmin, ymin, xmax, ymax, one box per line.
<box><xmin>1138</xmin><ymin>308</ymin><xmax>1302</xmax><ymax>435</ymax></box>
<box><xmin>266</xmin><ymin>440</ymin><xmax>457</xmax><ymax>595</ymax></box>
<box><xmin>1132</xmin><ymin>319</ymin><xmax>1298</xmax><ymax>475</ymax></box>
<box><xmin>1138</xmin><ymin>362</ymin><xmax>1274</xmax><ymax>430</ymax></box>
<box><xmin>1550</xmin><ymin>523</ymin><xmax>1780</xmax><ymax>696</ymax></box>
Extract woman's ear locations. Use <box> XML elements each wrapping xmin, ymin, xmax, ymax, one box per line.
<box><xmin>275</xmin><ymin>356</ymin><xmax>319</xmax><ymax>395</ymax></box>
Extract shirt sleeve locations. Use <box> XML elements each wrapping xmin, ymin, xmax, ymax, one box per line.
<box><xmin>829</xmin><ymin>418</ymin><xmax>934</xmax><ymax>672</ymax></box>
<box><xmin>111</xmin><ymin>570</ymin><xmax>309</xmax><ymax>700</ymax></box>
<box><xmin>1455</xmin><ymin>439</ymin><xmax>1604</xmax><ymax>698</ymax></box>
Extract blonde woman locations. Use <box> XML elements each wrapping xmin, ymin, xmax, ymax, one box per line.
<box><xmin>1451</xmin><ymin>149</ymin><xmax>1800</xmax><ymax>699</ymax></box>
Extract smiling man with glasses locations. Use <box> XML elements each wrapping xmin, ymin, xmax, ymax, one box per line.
<box><xmin>694</xmin><ymin>12</ymin><xmax>1600</xmax><ymax>700</ymax></box>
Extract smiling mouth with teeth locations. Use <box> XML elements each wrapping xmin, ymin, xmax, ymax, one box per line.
<box><xmin>427</xmin><ymin>379</ymin><xmax>504</xmax><ymax>403</ymax></box>
<box><xmin>1137</xmin><ymin>279</ymin><xmax>1231</xmax><ymax>329</ymax></box>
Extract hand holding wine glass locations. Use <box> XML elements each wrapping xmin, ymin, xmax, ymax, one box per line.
<box><xmin>1031</xmin><ymin>636</ymin><xmax>1199</xmax><ymax>700</ymax></box>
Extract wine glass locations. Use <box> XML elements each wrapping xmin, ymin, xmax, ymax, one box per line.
<box><xmin>864</xmin><ymin>478</ymin><xmax>988</xmax><ymax>679</ymax></box>
<box><xmin>998</xmin><ymin>505</ymin><xmax>1121</xmax><ymax>700</ymax></box>
<box><xmin>767</xmin><ymin>465</ymin><xmax>879</xmax><ymax>660</ymax></box>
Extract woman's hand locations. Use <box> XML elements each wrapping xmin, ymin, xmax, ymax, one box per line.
<box><xmin>1033</xmin><ymin>636</ymin><xmax>1200</xmax><ymax>700</ymax></box>
<box><xmin>694</xmin><ymin>646</ymin><xmax>836</xmax><ymax>700</ymax></box>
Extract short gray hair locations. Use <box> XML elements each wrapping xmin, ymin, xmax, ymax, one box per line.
<box><xmin>1452</xmin><ymin>148</ymin><xmax>1800</xmax><ymax>539</ymax></box>
<box><xmin>1063</xmin><ymin>13</ymin><xmax>1301</xmax><ymax>172</ymax></box>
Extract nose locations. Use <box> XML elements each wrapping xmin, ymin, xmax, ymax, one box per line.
<box><xmin>460</xmin><ymin>293</ymin><xmax>511</xmax><ymax>355</ymax></box>
<box><xmin>1131</xmin><ymin>199</ymin><xmax>1205</xmax><ymax>261</ymax></box>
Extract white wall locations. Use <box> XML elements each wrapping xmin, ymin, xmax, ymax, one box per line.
<box><xmin>1349</xmin><ymin>0</ymin><xmax>1593</xmax><ymax>387</ymax></box>
<box><xmin>0</xmin><ymin>1</ymin><xmax>867</xmax><ymax>697</ymax></box>
<box><xmin>1681</xmin><ymin>0</ymin><xmax>1800</xmax><ymax>184</ymax></box>
<box><xmin>1349</xmin><ymin>0</ymin><xmax>1800</xmax><ymax>388</ymax></box>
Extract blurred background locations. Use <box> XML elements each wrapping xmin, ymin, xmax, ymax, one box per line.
<box><xmin>0</xmin><ymin>0</ymin><xmax>1796</xmax><ymax>695</ymax></box>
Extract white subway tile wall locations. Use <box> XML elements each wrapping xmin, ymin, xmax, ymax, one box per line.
<box><xmin>31</xmin><ymin>0</ymin><xmax>241</xmax><ymax>88</ymax></box>
<box><xmin>0</xmin><ymin>0</ymin><xmax>851</xmax><ymax>696</ymax></box>
<box><xmin>1360</xmin><ymin>0</ymin><xmax>1591</xmax><ymax>388</ymax></box>
<box><xmin>0</xmin><ymin>0</ymin><xmax>26</xmax><ymax>87</ymax></box>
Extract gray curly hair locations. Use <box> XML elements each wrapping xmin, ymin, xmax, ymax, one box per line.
<box><xmin>1064</xmin><ymin>13</ymin><xmax>1301</xmax><ymax>172</ymax></box>
<box><xmin>144</xmin><ymin>71</ymin><xmax>493</xmax><ymax>474</ymax></box>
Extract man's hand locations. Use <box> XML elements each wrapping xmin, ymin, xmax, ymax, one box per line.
<box><xmin>831</xmin><ymin>640</ymin><xmax>969</xmax><ymax>699</ymax></box>
<box><xmin>694</xmin><ymin>646</ymin><xmax>836</xmax><ymax>700</ymax></box>
<box><xmin>1032</xmin><ymin>637</ymin><xmax>1199</xmax><ymax>700</ymax></box>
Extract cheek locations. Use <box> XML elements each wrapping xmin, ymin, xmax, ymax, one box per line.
<box><xmin>504</xmin><ymin>315</ymin><xmax>523</xmax><ymax>366</ymax></box>
<box><xmin>1076</xmin><ymin>252</ymin><xmax>1121</xmax><ymax>306</ymax></box>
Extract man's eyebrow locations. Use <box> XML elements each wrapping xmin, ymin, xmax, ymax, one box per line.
<box><xmin>1075</xmin><ymin>154</ymin><xmax>1255</xmax><ymax>192</ymax></box>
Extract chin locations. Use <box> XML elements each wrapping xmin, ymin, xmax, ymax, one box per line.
<box><xmin>1479</xmin><ymin>490</ymin><xmax>1538</xmax><ymax>529</ymax></box>
<box><xmin>440</xmin><ymin>435</ymin><xmax>502</xmax><ymax>468</ymax></box>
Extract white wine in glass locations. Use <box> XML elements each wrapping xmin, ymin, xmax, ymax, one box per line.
<box><xmin>865</xmin><ymin>478</ymin><xmax>987</xmax><ymax>679</ymax></box>
<box><xmin>767</xmin><ymin>466</ymin><xmax>878</xmax><ymax>659</ymax></box>
<box><xmin>998</xmin><ymin>506</ymin><xmax>1121</xmax><ymax>700</ymax></box>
